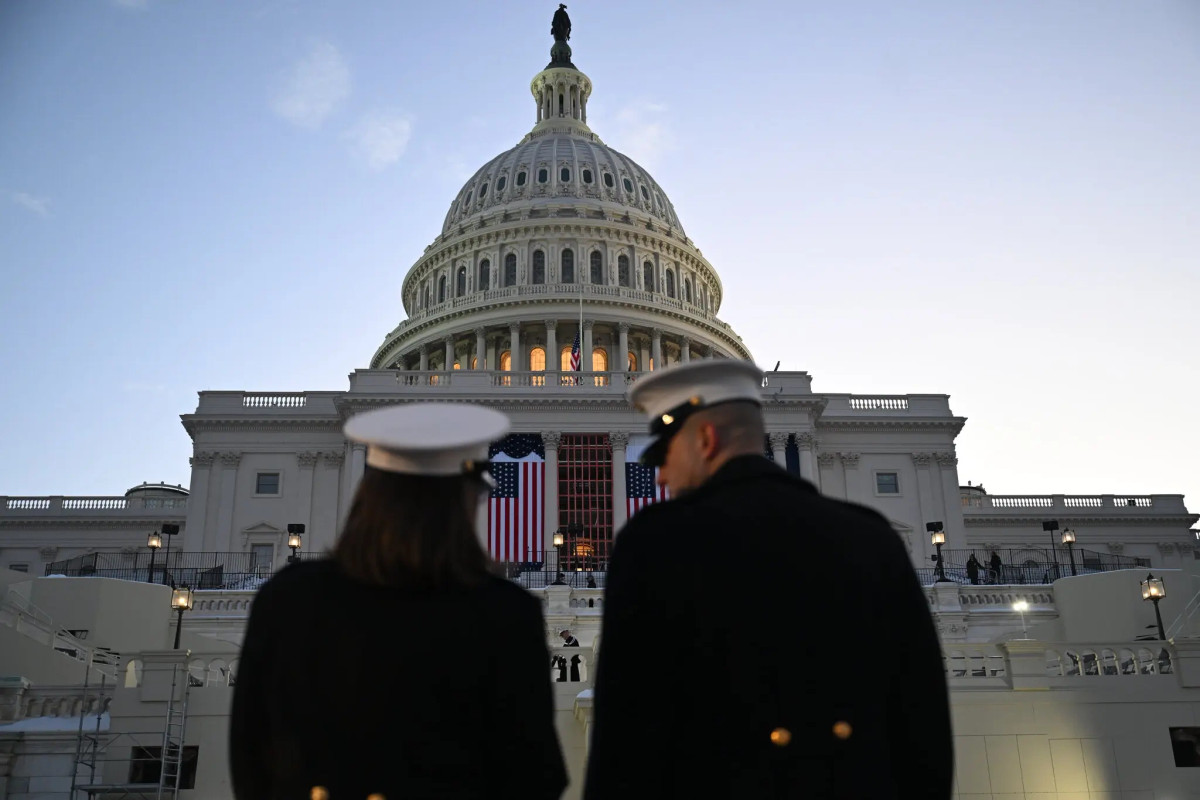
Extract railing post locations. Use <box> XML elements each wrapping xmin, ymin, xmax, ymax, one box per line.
<box><xmin>999</xmin><ymin>640</ymin><xmax>1048</xmax><ymax>690</ymax></box>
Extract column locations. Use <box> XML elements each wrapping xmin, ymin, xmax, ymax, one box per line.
<box><xmin>474</xmin><ymin>327</ymin><xmax>486</xmax><ymax>369</ymax></box>
<box><xmin>768</xmin><ymin>433</ymin><xmax>788</xmax><ymax>468</ymax></box>
<box><xmin>320</xmin><ymin>451</ymin><xmax>346</xmax><ymax>548</ymax></box>
<box><xmin>350</xmin><ymin>443</ymin><xmax>367</xmax><ymax>498</ymax></box>
<box><xmin>680</xmin><ymin>336</ymin><xmax>691</xmax><ymax>363</ymax></box>
<box><xmin>705</xmin><ymin>346</ymin><xmax>715</xmax><ymax>360</ymax></box>
<box><xmin>912</xmin><ymin>453</ymin><xmax>936</xmax><ymax>565</ymax></box>
<box><xmin>639</xmin><ymin>338</ymin><xmax>650</xmax><ymax>373</ymax></box>
<box><xmin>817</xmin><ymin>453</ymin><xmax>838</xmax><ymax>497</ymax></box>
<box><xmin>582</xmin><ymin>320</ymin><xmax>594</xmax><ymax>374</ymax></box>
<box><xmin>610</xmin><ymin>432</ymin><xmax>629</xmax><ymax>535</ymax></box>
<box><xmin>418</xmin><ymin>344</ymin><xmax>429</xmax><ymax>371</ymax></box>
<box><xmin>444</xmin><ymin>336</ymin><xmax>455</xmax><ymax>370</ymax></box>
<box><xmin>651</xmin><ymin>329</ymin><xmax>663</xmax><ymax>370</ymax></box>
<box><xmin>617</xmin><ymin>322</ymin><xmax>630</xmax><ymax>373</ymax></box>
<box><xmin>509</xmin><ymin>323</ymin><xmax>522</xmax><ymax>372</ymax></box>
<box><xmin>545</xmin><ymin>320</ymin><xmax>559</xmax><ymax>384</ymax></box>
<box><xmin>795</xmin><ymin>433</ymin><xmax>818</xmax><ymax>486</ymax></box>
<box><xmin>297</xmin><ymin>452</ymin><xmax>318</xmax><ymax>533</ymax></box>
<box><xmin>215</xmin><ymin>452</ymin><xmax>240</xmax><ymax>552</ymax></box>
<box><xmin>187</xmin><ymin>452</ymin><xmax>215</xmax><ymax>551</ymax></box>
<box><xmin>542</xmin><ymin>432</ymin><xmax>561</xmax><ymax>571</ymax></box>
<box><xmin>935</xmin><ymin>452</ymin><xmax>965</xmax><ymax>548</ymax></box>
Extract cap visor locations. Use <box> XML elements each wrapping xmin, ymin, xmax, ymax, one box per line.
<box><xmin>640</xmin><ymin>437</ymin><xmax>668</xmax><ymax>468</ymax></box>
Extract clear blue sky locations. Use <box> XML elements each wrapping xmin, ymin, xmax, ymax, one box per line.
<box><xmin>2</xmin><ymin>1</ymin><xmax>1197</xmax><ymax>514</ymax></box>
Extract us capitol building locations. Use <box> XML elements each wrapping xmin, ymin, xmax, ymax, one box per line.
<box><xmin>1</xmin><ymin>12</ymin><xmax>1199</xmax><ymax>800</ymax></box>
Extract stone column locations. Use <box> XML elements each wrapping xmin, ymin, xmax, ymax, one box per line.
<box><xmin>582</xmin><ymin>320</ymin><xmax>594</xmax><ymax>373</ymax></box>
<box><xmin>617</xmin><ymin>322</ymin><xmax>630</xmax><ymax>373</ymax></box>
<box><xmin>680</xmin><ymin>336</ymin><xmax>691</xmax><ymax>363</ymax></box>
<box><xmin>651</xmin><ymin>328</ymin><xmax>663</xmax><ymax>370</ymax></box>
<box><xmin>935</xmin><ymin>452</ymin><xmax>964</xmax><ymax>549</ymax></box>
<box><xmin>817</xmin><ymin>453</ymin><xmax>837</xmax><ymax>497</ymax></box>
<box><xmin>768</xmin><ymin>433</ymin><xmax>788</xmax><ymax>469</ymax></box>
<box><xmin>418</xmin><ymin>344</ymin><xmax>429</xmax><ymax>371</ymax></box>
<box><xmin>610</xmin><ymin>431</ymin><xmax>629</xmax><ymax>535</ymax></box>
<box><xmin>474</xmin><ymin>327</ymin><xmax>486</xmax><ymax>369</ymax></box>
<box><xmin>542</xmin><ymin>431</ymin><xmax>561</xmax><ymax>571</ymax></box>
<box><xmin>839</xmin><ymin>452</ymin><xmax>860</xmax><ymax>501</ymax></box>
<box><xmin>297</xmin><ymin>451</ymin><xmax>318</xmax><ymax>533</ymax></box>
<box><xmin>794</xmin><ymin>433</ymin><xmax>818</xmax><ymax>486</ymax></box>
<box><xmin>912</xmin><ymin>453</ymin><xmax>936</xmax><ymax>565</ymax></box>
<box><xmin>509</xmin><ymin>323</ymin><xmax>522</xmax><ymax>372</ymax></box>
<box><xmin>639</xmin><ymin>338</ymin><xmax>651</xmax><ymax>373</ymax></box>
<box><xmin>444</xmin><ymin>336</ymin><xmax>455</xmax><ymax>370</ymax></box>
<box><xmin>215</xmin><ymin>452</ymin><xmax>240</xmax><ymax>552</ymax></box>
<box><xmin>350</xmin><ymin>443</ymin><xmax>367</xmax><ymax>498</ymax></box>
<box><xmin>187</xmin><ymin>452</ymin><xmax>215</xmax><ymax>551</ymax></box>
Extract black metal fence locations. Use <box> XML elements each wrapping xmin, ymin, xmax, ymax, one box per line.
<box><xmin>45</xmin><ymin>550</ymin><xmax>324</xmax><ymax>590</ymax></box>
<box><xmin>921</xmin><ymin>546</ymin><xmax>1146</xmax><ymax>586</ymax></box>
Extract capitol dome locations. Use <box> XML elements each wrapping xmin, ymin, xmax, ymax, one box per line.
<box><xmin>372</xmin><ymin>23</ymin><xmax>750</xmax><ymax>375</ymax></box>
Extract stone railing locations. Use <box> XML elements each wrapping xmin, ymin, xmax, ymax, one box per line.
<box><xmin>1</xmin><ymin>496</ymin><xmax>188</xmax><ymax>514</ymax></box>
<box><xmin>952</xmin><ymin>586</ymin><xmax>1055</xmax><ymax>609</ymax></box>
<box><xmin>943</xmin><ymin>641</ymin><xmax>1178</xmax><ymax>690</ymax></box>
<box><xmin>120</xmin><ymin>652</ymin><xmax>239</xmax><ymax>689</ymax></box>
<box><xmin>961</xmin><ymin>492</ymin><xmax>1190</xmax><ymax>514</ymax></box>
<box><xmin>191</xmin><ymin>391</ymin><xmax>341</xmax><ymax>416</ymax></box>
<box><xmin>1044</xmin><ymin>644</ymin><xmax>1172</xmax><ymax>677</ymax></box>
<box><xmin>242</xmin><ymin>392</ymin><xmax>307</xmax><ymax>408</ymax></box>
<box><xmin>943</xmin><ymin>645</ymin><xmax>1007</xmax><ymax>680</ymax></box>
<box><xmin>821</xmin><ymin>394</ymin><xmax>953</xmax><ymax>417</ymax></box>
<box><xmin>0</xmin><ymin>679</ymin><xmax>113</xmax><ymax>722</ymax></box>
<box><xmin>190</xmin><ymin>592</ymin><xmax>256</xmax><ymax>616</ymax></box>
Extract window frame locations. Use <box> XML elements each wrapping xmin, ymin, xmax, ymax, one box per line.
<box><xmin>873</xmin><ymin>471</ymin><xmax>901</xmax><ymax>496</ymax></box>
<box><xmin>254</xmin><ymin>472</ymin><xmax>282</xmax><ymax>497</ymax></box>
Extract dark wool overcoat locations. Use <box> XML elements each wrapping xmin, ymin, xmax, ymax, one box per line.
<box><xmin>583</xmin><ymin>455</ymin><xmax>953</xmax><ymax>800</ymax></box>
<box><xmin>231</xmin><ymin>560</ymin><xmax>567</xmax><ymax>800</ymax></box>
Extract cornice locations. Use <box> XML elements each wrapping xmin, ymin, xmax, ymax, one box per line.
<box><xmin>0</xmin><ymin>518</ymin><xmax>186</xmax><ymax>529</ymax></box>
<box><xmin>181</xmin><ymin>418</ymin><xmax>343</xmax><ymax>436</ymax></box>
<box><xmin>963</xmin><ymin>515</ymin><xmax>1198</xmax><ymax>527</ymax></box>
<box><xmin>815</xmin><ymin>418</ymin><xmax>967</xmax><ymax>435</ymax></box>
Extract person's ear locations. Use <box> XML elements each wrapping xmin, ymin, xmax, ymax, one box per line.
<box><xmin>698</xmin><ymin>421</ymin><xmax>720</xmax><ymax>460</ymax></box>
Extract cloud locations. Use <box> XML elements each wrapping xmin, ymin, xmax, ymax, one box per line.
<box><xmin>271</xmin><ymin>41</ymin><xmax>350</xmax><ymax>129</ymax></box>
<box><xmin>612</xmin><ymin>101</ymin><xmax>674</xmax><ymax>169</ymax></box>
<box><xmin>345</xmin><ymin>111</ymin><xmax>413</xmax><ymax>170</ymax></box>
<box><xmin>12</xmin><ymin>192</ymin><xmax>50</xmax><ymax>217</ymax></box>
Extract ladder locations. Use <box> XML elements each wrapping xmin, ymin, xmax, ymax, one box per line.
<box><xmin>157</xmin><ymin>664</ymin><xmax>191</xmax><ymax>800</ymax></box>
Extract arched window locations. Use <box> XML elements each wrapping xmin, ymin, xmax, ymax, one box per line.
<box><xmin>592</xmin><ymin>347</ymin><xmax>608</xmax><ymax>372</ymax></box>
<box><xmin>438</xmin><ymin>275</ymin><xmax>447</xmax><ymax>303</ymax></box>
<box><xmin>683</xmin><ymin>277</ymin><xmax>692</xmax><ymax>304</ymax></box>
<box><xmin>627</xmin><ymin>351</ymin><xmax>637</xmax><ymax>372</ymax></box>
<box><xmin>561</xmin><ymin>345</ymin><xmax>574</xmax><ymax>371</ymax></box>
<box><xmin>456</xmin><ymin>267</ymin><xmax>467</xmax><ymax>297</ymax></box>
<box><xmin>561</xmin><ymin>249</ymin><xmax>575</xmax><ymax>283</ymax></box>
<box><xmin>453</xmin><ymin>361</ymin><xmax>461</xmax><ymax>370</ymax></box>
<box><xmin>496</xmin><ymin>176</ymin><xmax>507</xmax><ymax>192</ymax></box>
<box><xmin>500</xmin><ymin>351</ymin><xmax>512</xmax><ymax>371</ymax></box>
<box><xmin>530</xmin><ymin>347</ymin><xmax>546</xmax><ymax>371</ymax></box>
<box><xmin>471</xmin><ymin>357</ymin><xmax>478</xmax><ymax>369</ymax></box>
<box><xmin>560</xmin><ymin>167</ymin><xmax>571</xmax><ymax>182</ymax></box>
<box><xmin>603</xmin><ymin>172</ymin><xmax>614</xmax><ymax>188</ymax></box>
<box><xmin>582</xmin><ymin>169</ymin><xmax>593</xmax><ymax>184</ymax></box>
<box><xmin>504</xmin><ymin>253</ymin><xmax>517</xmax><ymax>287</ymax></box>
<box><xmin>623</xmin><ymin>177</ymin><xmax>634</xmax><ymax>194</ymax></box>
<box><xmin>665</xmin><ymin>269</ymin><xmax>675</xmax><ymax>299</ymax></box>
<box><xmin>538</xmin><ymin>168</ymin><xmax>549</xmax><ymax>183</ymax></box>
<box><xmin>478</xmin><ymin>259</ymin><xmax>490</xmax><ymax>291</ymax></box>
<box><xmin>617</xmin><ymin>254</ymin><xmax>630</xmax><ymax>287</ymax></box>
<box><xmin>642</xmin><ymin>261</ymin><xmax>654</xmax><ymax>292</ymax></box>
<box><xmin>479</xmin><ymin>182</ymin><xmax>488</xmax><ymax>198</ymax></box>
<box><xmin>590</xmin><ymin>251</ymin><xmax>603</xmax><ymax>284</ymax></box>
<box><xmin>516</xmin><ymin>171</ymin><xmax>527</xmax><ymax>187</ymax></box>
<box><xmin>422</xmin><ymin>283</ymin><xmax>430</xmax><ymax>308</ymax></box>
<box><xmin>532</xmin><ymin>250</ymin><xmax>546</xmax><ymax>284</ymax></box>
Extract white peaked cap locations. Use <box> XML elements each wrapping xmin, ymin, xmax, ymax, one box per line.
<box><xmin>343</xmin><ymin>403</ymin><xmax>511</xmax><ymax>476</ymax></box>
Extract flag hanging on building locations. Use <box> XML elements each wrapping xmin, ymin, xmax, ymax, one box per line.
<box><xmin>487</xmin><ymin>434</ymin><xmax>546</xmax><ymax>563</ymax></box>
<box><xmin>569</xmin><ymin>331</ymin><xmax>582</xmax><ymax>372</ymax></box>
<box><xmin>625</xmin><ymin>435</ymin><xmax>668</xmax><ymax>518</ymax></box>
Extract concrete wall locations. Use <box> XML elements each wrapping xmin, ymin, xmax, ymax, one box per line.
<box><xmin>29</xmin><ymin>578</ymin><xmax>172</xmax><ymax>653</ymax></box>
<box><xmin>1053</xmin><ymin>569</ymin><xmax>1195</xmax><ymax>642</ymax></box>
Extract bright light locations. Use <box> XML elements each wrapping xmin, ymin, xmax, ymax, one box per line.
<box><xmin>930</xmin><ymin>530</ymin><xmax>945</xmax><ymax>545</ymax></box>
<box><xmin>1012</xmin><ymin>600</ymin><xmax>1029</xmax><ymax>612</ymax></box>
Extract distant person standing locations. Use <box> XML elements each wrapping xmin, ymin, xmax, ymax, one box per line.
<box><xmin>231</xmin><ymin>404</ymin><xmax>566</xmax><ymax>800</ymax></box>
<box><xmin>967</xmin><ymin>554</ymin><xmax>982</xmax><ymax>585</ymax></box>
<box><xmin>990</xmin><ymin>550</ymin><xmax>1003</xmax><ymax>584</ymax></box>
<box><xmin>585</xmin><ymin>361</ymin><xmax>952</xmax><ymax>799</ymax></box>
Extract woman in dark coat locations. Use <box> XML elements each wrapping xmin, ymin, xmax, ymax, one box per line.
<box><xmin>230</xmin><ymin>404</ymin><xmax>567</xmax><ymax>800</ymax></box>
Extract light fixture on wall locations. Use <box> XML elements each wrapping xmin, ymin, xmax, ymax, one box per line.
<box><xmin>171</xmin><ymin>586</ymin><xmax>194</xmax><ymax>649</ymax></box>
<box><xmin>927</xmin><ymin>521</ymin><xmax>948</xmax><ymax>582</ymax></box>
<box><xmin>1060</xmin><ymin>528</ymin><xmax>1077</xmax><ymax>576</ymax></box>
<box><xmin>287</xmin><ymin>523</ymin><xmax>305</xmax><ymax>563</ymax></box>
<box><xmin>1012</xmin><ymin>599</ymin><xmax>1030</xmax><ymax>639</ymax></box>
<box><xmin>1141</xmin><ymin>573</ymin><xmax>1167</xmax><ymax>640</ymax></box>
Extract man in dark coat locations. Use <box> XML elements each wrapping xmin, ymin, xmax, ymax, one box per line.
<box><xmin>584</xmin><ymin>360</ymin><xmax>953</xmax><ymax>800</ymax></box>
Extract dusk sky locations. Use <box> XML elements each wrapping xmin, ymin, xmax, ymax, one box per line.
<box><xmin>2</xmin><ymin>1</ymin><xmax>1197</xmax><ymax>517</ymax></box>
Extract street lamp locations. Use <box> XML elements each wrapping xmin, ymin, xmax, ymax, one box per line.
<box><xmin>170</xmin><ymin>586</ymin><xmax>194</xmax><ymax>649</ymax></box>
<box><xmin>146</xmin><ymin>531</ymin><xmax>162</xmax><ymax>584</ymax></box>
<box><xmin>159</xmin><ymin>523</ymin><xmax>180</xmax><ymax>586</ymax></box>
<box><xmin>927</xmin><ymin>521</ymin><xmax>948</xmax><ymax>582</ymax></box>
<box><xmin>1141</xmin><ymin>573</ymin><xmax>1167</xmax><ymax>640</ymax></box>
<box><xmin>1060</xmin><ymin>528</ymin><xmax>1077</xmax><ymax>576</ymax></box>
<box><xmin>1012</xmin><ymin>599</ymin><xmax>1030</xmax><ymax>639</ymax></box>
<box><xmin>551</xmin><ymin>530</ymin><xmax>565</xmax><ymax>575</ymax></box>
<box><xmin>287</xmin><ymin>523</ymin><xmax>305</xmax><ymax>564</ymax></box>
<box><xmin>1042</xmin><ymin>520</ymin><xmax>1060</xmax><ymax>578</ymax></box>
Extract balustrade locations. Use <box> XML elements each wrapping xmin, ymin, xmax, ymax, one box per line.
<box><xmin>2</xmin><ymin>495</ymin><xmax>187</xmax><ymax>513</ymax></box>
<box><xmin>1044</xmin><ymin>645</ymin><xmax>1172</xmax><ymax>677</ymax></box>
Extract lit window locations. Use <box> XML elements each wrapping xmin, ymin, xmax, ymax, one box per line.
<box><xmin>516</xmin><ymin>172</ymin><xmax>527</xmax><ymax>186</ymax></box>
<box><xmin>471</xmin><ymin>357</ymin><xmax>478</xmax><ymax>369</ymax></box>
<box><xmin>453</xmin><ymin>362</ymin><xmax>461</xmax><ymax>370</ymax></box>
<box><xmin>538</xmin><ymin>168</ymin><xmax>549</xmax><ymax>184</ymax></box>
<box><xmin>560</xmin><ymin>167</ymin><xmax>571</xmax><ymax>182</ymax></box>
<box><xmin>561</xmin><ymin>345</ymin><xmax>574</xmax><ymax>371</ymax></box>
<box><xmin>582</xmin><ymin>169</ymin><xmax>593</xmax><ymax>184</ymax></box>
<box><xmin>500</xmin><ymin>351</ymin><xmax>512</xmax><ymax>371</ymax></box>
<box><xmin>592</xmin><ymin>348</ymin><xmax>608</xmax><ymax>371</ymax></box>
<box><xmin>627</xmin><ymin>351</ymin><xmax>637</xmax><ymax>372</ymax></box>
<box><xmin>876</xmin><ymin>473</ymin><xmax>900</xmax><ymax>494</ymax></box>
<box><xmin>603</xmin><ymin>173</ymin><xmax>614</xmax><ymax>188</ymax></box>
<box><xmin>255</xmin><ymin>473</ymin><xmax>280</xmax><ymax>495</ymax></box>
<box><xmin>530</xmin><ymin>347</ymin><xmax>546</xmax><ymax>371</ymax></box>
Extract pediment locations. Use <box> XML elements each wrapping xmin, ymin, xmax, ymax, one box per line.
<box><xmin>241</xmin><ymin>521</ymin><xmax>283</xmax><ymax>535</ymax></box>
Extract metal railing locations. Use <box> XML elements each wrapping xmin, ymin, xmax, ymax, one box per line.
<box><xmin>45</xmin><ymin>551</ymin><xmax>324</xmax><ymax>591</ymax></box>
<box><xmin>919</xmin><ymin>547</ymin><xmax>1145</xmax><ymax>586</ymax></box>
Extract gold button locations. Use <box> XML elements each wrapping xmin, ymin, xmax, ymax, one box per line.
<box><xmin>769</xmin><ymin>727</ymin><xmax>791</xmax><ymax>746</ymax></box>
<box><xmin>832</xmin><ymin>720</ymin><xmax>852</xmax><ymax>740</ymax></box>
<box><xmin>310</xmin><ymin>788</ymin><xmax>328</xmax><ymax>800</ymax></box>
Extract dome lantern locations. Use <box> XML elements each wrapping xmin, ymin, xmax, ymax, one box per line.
<box><xmin>531</xmin><ymin>4</ymin><xmax>592</xmax><ymax>134</ymax></box>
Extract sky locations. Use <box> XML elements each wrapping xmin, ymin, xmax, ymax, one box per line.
<box><xmin>1</xmin><ymin>0</ymin><xmax>1197</xmax><ymax>515</ymax></box>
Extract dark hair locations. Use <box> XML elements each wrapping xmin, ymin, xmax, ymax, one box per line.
<box><xmin>334</xmin><ymin>467</ymin><xmax>488</xmax><ymax>589</ymax></box>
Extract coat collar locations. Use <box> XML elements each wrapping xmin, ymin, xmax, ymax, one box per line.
<box><xmin>690</xmin><ymin>454</ymin><xmax>818</xmax><ymax>497</ymax></box>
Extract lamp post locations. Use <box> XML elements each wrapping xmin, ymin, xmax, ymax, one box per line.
<box><xmin>287</xmin><ymin>523</ymin><xmax>305</xmax><ymax>564</ymax></box>
<box><xmin>1012</xmin><ymin>599</ymin><xmax>1029</xmax><ymax>639</ymax></box>
<box><xmin>552</xmin><ymin>530</ymin><xmax>565</xmax><ymax>574</ymax></box>
<box><xmin>146</xmin><ymin>531</ymin><xmax>162</xmax><ymax>584</ymax></box>
<box><xmin>159</xmin><ymin>523</ymin><xmax>180</xmax><ymax>586</ymax></box>
<box><xmin>1060</xmin><ymin>528</ymin><xmax>1077</xmax><ymax>576</ymax></box>
<box><xmin>927</xmin><ymin>521</ymin><xmax>947</xmax><ymax>582</ymax></box>
<box><xmin>1041</xmin><ymin>520</ymin><xmax>1060</xmax><ymax>579</ymax></box>
<box><xmin>171</xmin><ymin>586</ymin><xmax>194</xmax><ymax>649</ymax></box>
<box><xmin>1141</xmin><ymin>573</ymin><xmax>1167</xmax><ymax>640</ymax></box>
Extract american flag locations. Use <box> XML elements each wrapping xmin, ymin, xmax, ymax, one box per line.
<box><xmin>626</xmin><ymin>461</ymin><xmax>668</xmax><ymax>518</ymax></box>
<box><xmin>488</xmin><ymin>454</ymin><xmax>545</xmax><ymax>562</ymax></box>
<box><xmin>569</xmin><ymin>331</ymin><xmax>581</xmax><ymax>372</ymax></box>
